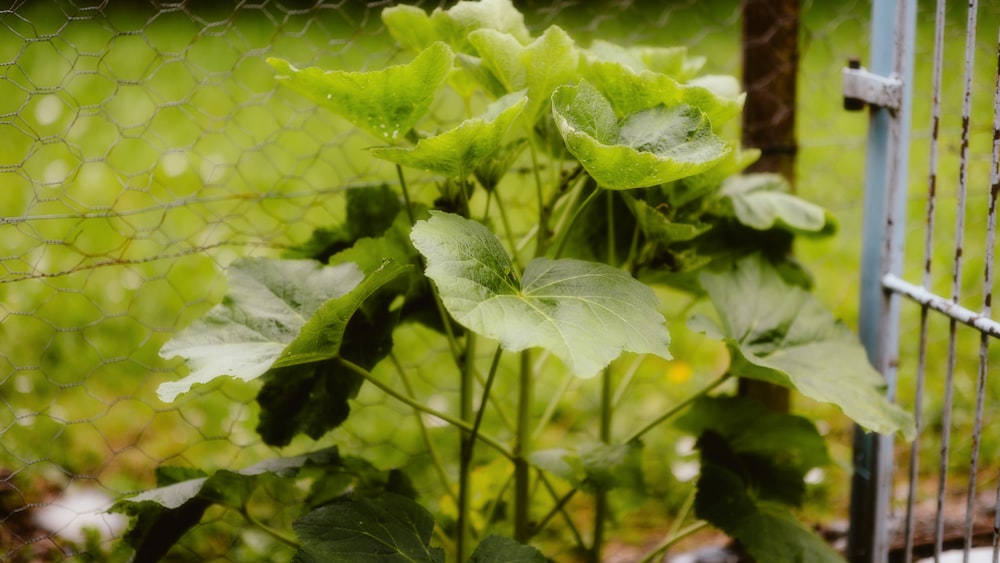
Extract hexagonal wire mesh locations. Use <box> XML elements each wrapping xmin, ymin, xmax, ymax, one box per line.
<box><xmin>0</xmin><ymin>1</ymin><xmax>988</xmax><ymax>561</ymax></box>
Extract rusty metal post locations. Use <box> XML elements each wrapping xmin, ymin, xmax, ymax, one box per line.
<box><xmin>737</xmin><ymin>0</ymin><xmax>800</xmax><ymax>412</ymax></box>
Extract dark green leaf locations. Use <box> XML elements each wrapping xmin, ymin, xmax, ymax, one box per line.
<box><xmin>284</xmin><ymin>184</ymin><xmax>402</xmax><ymax>262</ymax></box>
<box><xmin>694</xmin><ymin>460</ymin><xmax>845</xmax><ymax>563</ymax></box>
<box><xmin>411</xmin><ymin>211</ymin><xmax>671</xmax><ymax>377</ymax></box>
<box><xmin>529</xmin><ymin>441</ymin><xmax>643</xmax><ymax>494</ymax></box>
<box><xmin>257</xmin><ymin>260</ymin><xmax>411</xmax><ymax>445</ymax></box>
<box><xmin>292</xmin><ymin>493</ymin><xmax>445</xmax><ymax>563</ymax></box>
<box><xmin>113</xmin><ymin>448</ymin><xmax>340</xmax><ymax>562</ymax></box>
<box><xmin>697</xmin><ymin>256</ymin><xmax>915</xmax><ymax>439</ymax></box>
<box><xmin>468</xmin><ymin>535</ymin><xmax>546</xmax><ymax>562</ymax></box>
<box><xmin>677</xmin><ymin>397</ymin><xmax>830</xmax><ymax>506</ymax></box>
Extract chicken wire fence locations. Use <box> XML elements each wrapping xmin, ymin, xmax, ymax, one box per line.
<box><xmin>0</xmin><ymin>1</ymin><xmax>981</xmax><ymax>561</ymax></box>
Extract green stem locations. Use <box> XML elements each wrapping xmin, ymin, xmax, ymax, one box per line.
<box><xmin>337</xmin><ymin>357</ymin><xmax>514</xmax><ymax>460</ymax></box>
<box><xmin>492</xmin><ymin>186</ymin><xmax>524</xmax><ymax>271</ymax></box>
<box><xmin>625</xmin><ymin>371</ymin><xmax>733</xmax><ymax>444</ymax></box>
<box><xmin>611</xmin><ymin>355</ymin><xmax>645</xmax><ymax>408</ymax></box>
<box><xmin>513</xmin><ymin>350</ymin><xmax>533</xmax><ymax>542</ymax></box>
<box><xmin>457</xmin><ymin>333</ymin><xmax>477</xmax><ymax>561</ymax></box>
<box><xmin>240</xmin><ymin>507</ymin><xmax>299</xmax><ymax>549</ymax></box>
<box><xmin>530</xmin><ymin>369</ymin><xmax>574</xmax><ymax>443</ymax></box>
<box><xmin>528</xmin><ymin>137</ymin><xmax>548</xmax><ymax>257</ymax></box>
<box><xmin>554</xmin><ymin>184</ymin><xmax>601</xmax><ymax>259</ymax></box>
<box><xmin>390</xmin><ymin>353</ymin><xmax>456</xmax><ymax>504</ymax></box>
<box><xmin>590</xmin><ymin>365</ymin><xmax>614</xmax><ymax>563</ymax></box>
<box><xmin>536</xmin><ymin>473</ymin><xmax>587</xmax><ymax>550</ymax></box>
<box><xmin>636</xmin><ymin>521</ymin><xmax>710</xmax><ymax>563</ymax></box>
<box><xmin>469</xmin><ymin>345</ymin><xmax>504</xmax><ymax>447</ymax></box>
<box><xmin>395</xmin><ymin>163</ymin><xmax>416</xmax><ymax>226</ymax></box>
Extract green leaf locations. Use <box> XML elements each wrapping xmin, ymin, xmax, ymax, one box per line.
<box><xmin>257</xmin><ymin>260</ymin><xmax>412</xmax><ymax>446</ymax></box>
<box><xmin>581</xmin><ymin>56</ymin><xmax>744</xmax><ymax>124</ymax></box>
<box><xmin>411</xmin><ymin>212</ymin><xmax>671</xmax><ymax>377</ymax></box>
<box><xmin>697</xmin><ymin>256</ymin><xmax>916</xmax><ymax>439</ymax></box>
<box><xmin>677</xmin><ymin>396</ymin><xmax>830</xmax><ymax>506</ymax></box>
<box><xmin>268</xmin><ymin>42</ymin><xmax>453</xmax><ymax>143</ymax></box>
<box><xmin>552</xmin><ymin>81</ymin><xmax>730</xmax><ymax>189</ymax></box>
<box><xmin>371</xmin><ymin>92</ymin><xmax>527</xmax><ymax>180</ymax></box>
<box><xmin>720</xmin><ymin>173</ymin><xmax>833</xmax><ymax>234</ymax></box>
<box><xmin>695</xmin><ymin>460</ymin><xmax>845</xmax><ymax>563</ymax></box>
<box><xmin>529</xmin><ymin>441</ymin><xmax>643</xmax><ymax>493</ymax></box>
<box><xmin>157</xmin><ymin>258</ymin><xmax>366</xmax><ymax>402</ymax></box>
<box><xmin>623</xmin><ymin>194</ymin><xmax>711</xmax><ymax>244</ymax></box>
<box><xmin>468</xmin><ymin>535</ymin><xmax>546</xmax><ymax>562</ymax></box>
<box><xmin>585</xmin><ymin>39</ymin><xmax>705</xmax><ymax>80</ymax></box>
<box><xmin>113</xmin><ymin>448</ymin><xmax>340</xmax><ymax>562</ymax></box>
<box><xmin>292</xmin><ymin>493</ymin><xmax>445</xmax><ymax>563</ymax></box>
<box><xmin>468</xmin><ymin>25</ymin><xmax>578</xmax><ymax>122</ymax></box>
<box><xmin>382</xmin><ymin>0</ymin><xmax>531</xmax><ymax>55</ymax></box>
<box><xmin>285</xmin><ymin>184</ymin><xmax>402</xmax><ymax>262</ymax></box>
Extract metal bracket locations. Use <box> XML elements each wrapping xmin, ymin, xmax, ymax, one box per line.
<box><xmin>842</xmin><ymin>59</ymin><xmax>903</xmax><ymax>112</ymax></box>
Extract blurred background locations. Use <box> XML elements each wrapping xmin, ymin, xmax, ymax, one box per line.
<box><xmin>1</xmin><ymin>1</ymin><xmax>997</xmax><ymax>560</ymax></box>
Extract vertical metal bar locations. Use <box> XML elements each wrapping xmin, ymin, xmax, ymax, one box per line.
<box><xmin>904</xmin><ymin>2</ymin><xmax>947</xmax><ymax>561</ymax></box>
<box><xmin>987</xmin><ymin>23</ymin><xmax>1000</xmax><ymax>563</ymax></box>
<box><xmin>849</xmin><ymin>1</ymin><xmax>915</xmax><ymax>561</ymax></box>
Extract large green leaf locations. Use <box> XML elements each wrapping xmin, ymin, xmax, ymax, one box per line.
<box><xmin>112</xmin><ymin>448</ymin><xmax>340</xmax><ymax>562</ymax></box>
<box><xmin>268</xmin><ymin>42</ymin><xmax>453</xmax><ymax>143</ymax></box>
<box><xmin>157</xmin><ymin>258</ymin><xmax>365</xmax><ymax>402</ymax></box>
<box><xmin>468</xmin><ymin>25</ymin><xmax>578</xmax><ymax>122</ymax></box>
<box><xmin>410</xmin><ymin>211</ymin><xmax>671</xmax><ymax>377</ymax></box>
<box><xmin>677</xmin><ymin>396</ymin><xmax>830</xmax><ymax>506</ymax></box>
<box><xmin>696</xmin><ymin>256</ymin><xmax>915</xmax><ymax>439</ymax></box>
<box><xmin>695</xmin><ymin>458</ymin><xmax>845</xmax><ymax>563</ymax></box>
<box><xmin>292</xmin><ymin>493</ymin><xmax>445</xmax><ymax>563</ymax></box>
<box><xmin>720</xmin><ymin>173</ymin><xmax>833</xmax><ymax>234</ymax></box>
<box><xmin>468</xmin><ymin>535</ymin><xmax>546</xmax><ymax>562</ymax></box>
<box><xmin>552</xmin><ymin>81</ymin><xmax>730</xmax><ymax>189</ymax></box>
<box><xmin>371</xmin><ymin>93</ymin><xmax>527</xmax><ymax>180</ymax></box>
<box><xmin>581</xmin><ymin>55</ymin><xmax>744</xmax><ymax>124</ymax></box>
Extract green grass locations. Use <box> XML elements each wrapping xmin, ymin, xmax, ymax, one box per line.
<box><xmin>1</xmin><ymin>1</ymin><xmax>998</xmax><ymax>559</ymax></box>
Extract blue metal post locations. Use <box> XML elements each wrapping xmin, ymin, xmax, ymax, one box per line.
<box><xmin>848</xmin><ymin>0</ymin><xmax>915</xmax><ymax>561</ymax></box>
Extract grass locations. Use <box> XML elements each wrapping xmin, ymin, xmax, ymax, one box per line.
<box><xmin>0</xmin><ymin>1</ymin><xmax>997</xmax><ymax>559</ymax></box>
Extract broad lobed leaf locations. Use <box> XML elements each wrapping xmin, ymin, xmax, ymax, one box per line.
<box><xmin>552</xmin><ymin>81</ymin><xmax>730</xmax><ymax>189</ymax></box>
<box><xmin>268</xmin><ymin>42</ymin><xmax>453</xmax><ymax>143</ymax></box>
<box><xmin>411</xmin><ymin>211</ymin><xmax>671</xmax><ymax>377</ymax></box>
<box><xmin>696</xmin><ymin>256</ymin><xmax>915</xmax><ymax>439</ymax></box>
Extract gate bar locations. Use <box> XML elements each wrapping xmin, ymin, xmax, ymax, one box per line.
<box><xmin>880</xmin><ymin>274</ymin><xmax>1000</xmax><ymax>338</ymax></box>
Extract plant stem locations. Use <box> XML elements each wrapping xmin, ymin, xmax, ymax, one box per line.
<box><xmin>513</xmin><ymin>349</ymin><xmax>533</xmax><ymax>542</ymax></box>
<box><xmin>395</xmin><ymin>163</ymin><xmax>416</xmax><ymax>226</ymax></box>
<box><xmin>390</xmin><ymin>353</ymin><xmax>456</xmax><ymax>504</ymax></box>
<box><xmin>457</xmin><ymin>333</ymin><xmax>477</xmax><ymax>561</ymax></box>
<box><xmin>590</xmin><ymin>365</ymin><xmax>614</xmax><ymax>563</ymax></box>
<box><xmin>528</xmin><ymin>137</ymin><xmax>548</xmax><ymax>257</ymax></box>
<box><xmin>470</xmin><ymin>344</ymin><xmax>504</xmax><ymax>447</ymax></box>
<box><xmin>240</xmin><ymin>507</ymin><xmax>299</xmax><ymax>549</ymax></box>
<box><xmin>625</xmin><ymin>371</ymin><xmax>733</xmax><ymax>444</ymax></box>
<box><xmin>636</xmin><ymin>521</ymin><xmax>709</xmax><ymax>563</ymax></box>
<box><xmin>553</xmin><ymin>183</ymin><xmax>601</xmax><ymax>259</ymax></box>
<box><xmin>537</xmin><ymin>473</ymin><xmax>587</xmax><ymax>550</ymax></box>
<box><xmin>492</xmin><ymin>186</ymin><xmax>525</xmax><ymax>271</ymax></box>
<box><xmin>531</xmin><ymin>370</ymin><xmax>575</xmax><ymax>443</ymax></box>
<box><xmin>337</xmin><ymin>357</ymin><xmax>514</xmax><ymax>460</ymax></box>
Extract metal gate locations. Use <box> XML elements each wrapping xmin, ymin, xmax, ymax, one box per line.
<box><xmin>845</xmin><ymin>0</ymin><xmax>1000</xmax><ymax>561</ymax></box>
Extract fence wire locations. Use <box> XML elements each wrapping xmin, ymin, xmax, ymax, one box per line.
<box><xmin>0</xmin><ymin>1</ymin><xmax>988</xmax><ymax>561</ymax></box>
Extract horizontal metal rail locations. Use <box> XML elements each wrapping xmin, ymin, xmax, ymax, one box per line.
<box><xmin>881</xmin><ymin>273</ymin><xmax>1000</xmax><ymax>339</ymax></box>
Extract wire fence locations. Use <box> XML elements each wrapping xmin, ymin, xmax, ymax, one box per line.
<box><xmin>0</xmin><ymin>1</ymin><xmax>991</xmax><ymax>561</ymax></box>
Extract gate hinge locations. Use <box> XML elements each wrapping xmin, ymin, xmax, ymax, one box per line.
<box><xmin>842</xmin><ymin>59</ymin><xmax>903</xmax><ymax>112</ymax></box>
